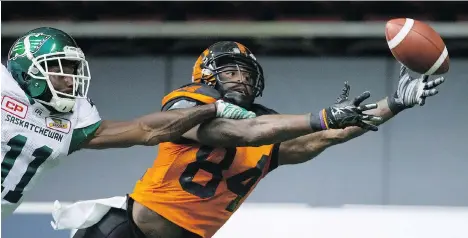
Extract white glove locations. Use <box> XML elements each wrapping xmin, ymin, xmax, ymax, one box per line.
<box><xmin>215</xmin><ymin>100</ymin><xmax>256</xmax><ymax>119</ymax></box>
<box><xmin>388</xmin><ymin>64</ymin><xmax>446</xmax><ymax>114</ymax></box>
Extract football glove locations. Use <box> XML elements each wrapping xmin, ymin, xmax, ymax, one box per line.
<box><xmin>215</xmin><ymin>100</ymin><xmax>256</xmax><ymax>119</ymax></box>
<box><xmin>315</xmin><ymin>82</ymin><xmax>383</xmax><ymax>131</ymax></box>
<box><xmin>387</xmin><ymin>64</ymin><xmax>446</xmax><ymax>114</ymax></box>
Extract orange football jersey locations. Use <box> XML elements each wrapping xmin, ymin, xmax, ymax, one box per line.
<box><xmin>130</xmin><ymin>84</ymin><xmax>279</xmax><ymax>238</ymax></box>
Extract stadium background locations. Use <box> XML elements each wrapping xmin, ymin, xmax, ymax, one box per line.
<box><xmin>1</xmin><ymin>1</ymin><xmax>468</xmax><ymax>237</ymax></box>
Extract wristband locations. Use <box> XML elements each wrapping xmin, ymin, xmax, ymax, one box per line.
<box><xmin>386</xmin><ymin>96</ymin><xmax>406</xmax><ymax>115</ymax></box>
<box><xmin>309</xmin><ymin>109</ymin><xmax>329</xmax><ymax>131</ymax></box>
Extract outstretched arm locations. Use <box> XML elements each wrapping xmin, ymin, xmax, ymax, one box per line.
<box><xmin>186</xmin><ymin>114</ymin><xmax>319</xmax><ymax>147</ymax></box>
<box><xmin>182</xmin><ymin>89</ymin><xmax>381</xmax><ymax>148</ymax></box>
<box><xmin>276</xmin><ymin>98</ymin><xmax>393</xmax><ymax>165</ymax></box>
<box><xmin>277</xmin><ymin>65</ymin><xmax>446</xmax><ymax>165</ymax></box>
<box><xmin>82</xmin><ymin>100</ymin><xmax>255</xmax><ymax>149</ymax></box>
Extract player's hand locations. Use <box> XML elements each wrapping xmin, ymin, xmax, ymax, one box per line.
<box><xmin>321</xmin><ymin>82</ymin><xmax>383</xmax><ymax>131</ymax></box>
<box><xmin>388</xmin><ymin>64</ymin><xmax>445</xmax><ymax>114</ymax></box>
<box><xmin>215</xmin><ymin>100</ymin><xmax>256</xmax><ymax>119</ymax></box>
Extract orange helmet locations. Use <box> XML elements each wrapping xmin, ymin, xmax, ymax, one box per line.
<box><xmin>191</xmin><ymin>41</ymin><xmax>265</xmax><ymax>98</ymax></box>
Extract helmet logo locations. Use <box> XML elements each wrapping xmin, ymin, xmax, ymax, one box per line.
<box><xmin>9</xmin><ymin>33</ymin><xmax>51</xmax><ymax>61</ymax></box>
<box><xmin>201</xmin><ymin>68</ymin><xmax>212</xmax><ymax>76</ymax></box>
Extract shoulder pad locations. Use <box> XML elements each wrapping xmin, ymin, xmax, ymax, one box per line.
<box><xmin>162</xmin><ymin>98</ymin><xmax>199</xmax><ymax>112</ymax></box>
<box><xmin>75</xmin><ymin>96</ymin><xmax>101</xmax><ymax>129</ymax></box>
<box><xmin>251</xmin><ymin>104</ymin><xmax>279</xmax><ymax>116</ymax></box>
<box><xmin>86</xmin><ymin>97</ymin><xmax>95</xmax><ymax>107</ymax></box>
<box><xmin>161</xmin><ymin>83</ymin><xmax>221</xmax><ymax>111</ymax></box>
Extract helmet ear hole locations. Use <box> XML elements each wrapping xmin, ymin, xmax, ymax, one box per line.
<box><xmin>27</xmin><ymin>79</ymin><xmax>49</xmax><ymax>98</ymax></box>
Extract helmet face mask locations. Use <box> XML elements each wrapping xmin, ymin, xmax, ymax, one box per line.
<box><xmin>192</xmin><ymin>41</ymin><xmax>265</xmax><ymax>108</ymax></box>
<box><xmin>32</xmin><ymin>46</ymin><xmax>91</xmax><ymax>100</ymax></box>
<box><xmin>7</xmin><ymin>28</ymin><xmax>91</xmax><ymax>113</ymax></box>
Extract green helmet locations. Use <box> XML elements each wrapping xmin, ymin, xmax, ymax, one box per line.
<box><xmin>7</xmin><ymin>27</ymin><xmax>91</xmax><ymax>112</ymax></box>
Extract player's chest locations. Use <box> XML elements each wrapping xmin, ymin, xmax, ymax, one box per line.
<box><xmin>204</xmin><ymin>146</ymin><xmax>271</xmax><ymax>178</ymax></box>
<box><xmin>2</xmin><ymin>99</ymin><xmax>75</xmax><ymax>157</ymax></box>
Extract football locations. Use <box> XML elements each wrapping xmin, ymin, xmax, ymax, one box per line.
<box><xmin>385</xmin><ymin>18</ymin><xmax>450</xmax><ymax>75</ymax></box>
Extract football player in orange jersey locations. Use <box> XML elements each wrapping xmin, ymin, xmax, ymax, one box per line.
<box><xmin>54</xmin><ymin>41</ymin><xmax>444</xmax><ymax>238</ymax></box>
<box><xmin>58</xmin><ymin>41</ymin><xmax>380</xmax><ymax>238</ymax></box>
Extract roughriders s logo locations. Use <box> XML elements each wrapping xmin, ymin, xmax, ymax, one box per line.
<box><xmin>46</xmin><ymin>117</ymin><xmax>71</xmax><ymax>133</ymax></box>
<box><xmin>8</xmin><ymin>33</ymin><xmax>51</xmax><ymax>60</ymax></box>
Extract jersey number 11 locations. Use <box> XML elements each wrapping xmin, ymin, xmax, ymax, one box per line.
<box><xmin>2</xmin><ymin>134</ymin><xmax>53</xmax><ymax>203</ymax></box>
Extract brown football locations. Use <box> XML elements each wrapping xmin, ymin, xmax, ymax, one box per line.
<box><xmin>385</xmin><ymin>18</ymin><xmax>450</xmax><ymax>75</ymax></box>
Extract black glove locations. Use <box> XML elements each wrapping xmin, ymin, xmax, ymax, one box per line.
<box><xmin>312</xmin><ymin>82</ymin><xmax>383</xmax><ymax>131</ymax></box>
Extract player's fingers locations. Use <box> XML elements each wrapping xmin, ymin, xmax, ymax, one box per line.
<box><xmin>361</xmin><ymin>114</ymin><xmax>383</xmax><ymax>123</ymax></box>
<box><xmin>400</xmin><ymin>64</ymin><xmax>408</xmax><ymax>77</ymax></box>
<box><xmin>423</xmin><ymin>89</ymin><xmax>438</xmax><ymax>97</ymax></box>
<box><xmin>243</xmin><ymin>111</ymin><xmax>257</xmax><ymax>119</ymax></box>
<box><xmin>357</xmin><ymin>120</ymin><xmax>379</xmax><ymax>131</ymax></box>
<box><xmin>353</xmin><ymin>91</ymin><xmax>371</xmax><ymax>106</ymax></box>
<box><xmin>341</xmin><ymin>81</ymin><xmax>350</xmax><ymax>96</ymax></box>
<box><xmin>424</xmin><ymin>77</ymin><xmax>445</xmax><ymax>89</ymax></box>
<box><xmin>357</xmin><ymin>103</ymin><xmax>377</xmax><ymax>112</ymax></box>
<box><xmin>336</xmin><ymin>81</ymin><xmax>351</xmax><ymax>103</ymax></box>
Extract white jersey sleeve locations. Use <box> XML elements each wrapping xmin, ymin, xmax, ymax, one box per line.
<box><xmin>74</xmin><ymin>98</ymin><xmax>101</xmax><ymax>129</ymax></box>
<box><xmin>68</xmin><ymin>98</ymin><xmax>102</xmax><ymax>154</ymax></box>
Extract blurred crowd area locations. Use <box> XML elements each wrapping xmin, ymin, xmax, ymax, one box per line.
<box><xmin>2</xmin><ymin>1</ymin><xmax>468</xmax><ymax>57</ymax></box>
